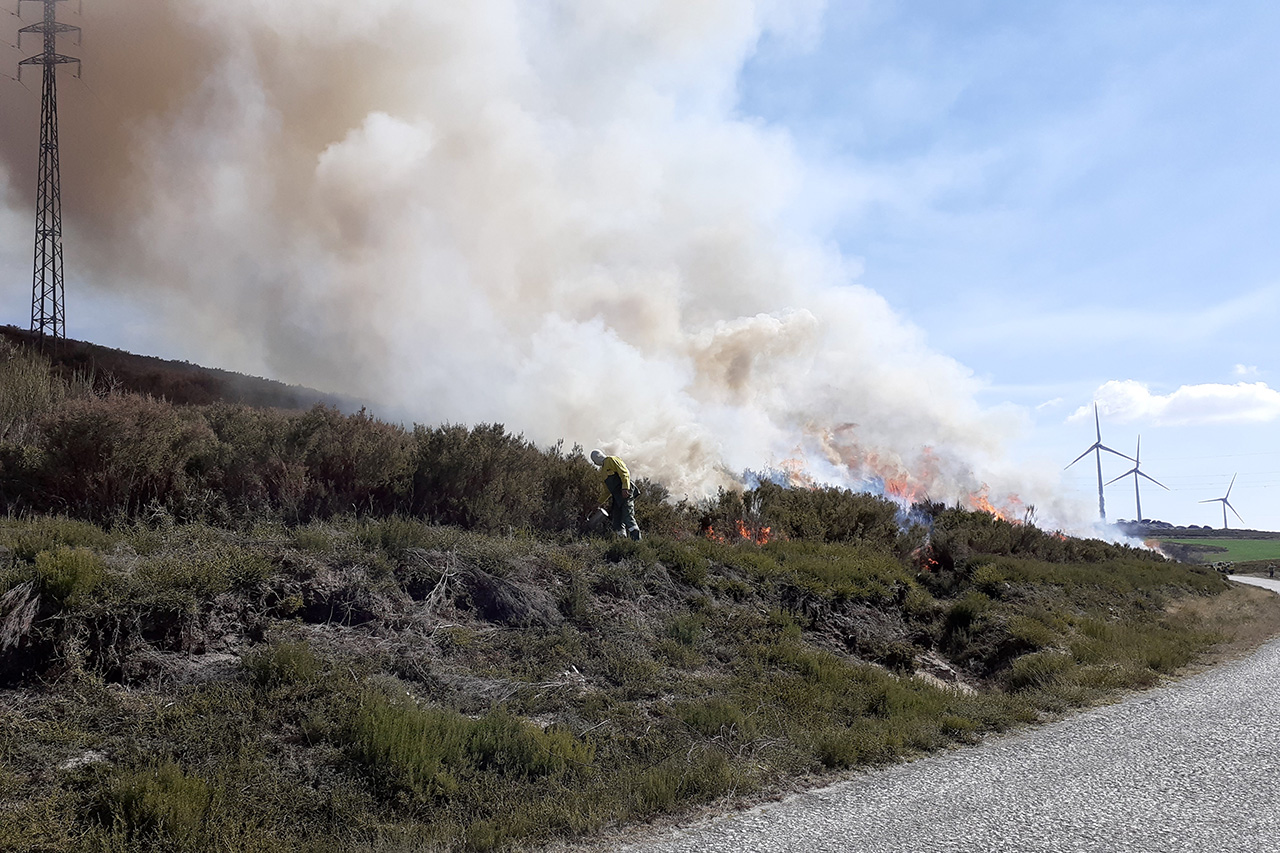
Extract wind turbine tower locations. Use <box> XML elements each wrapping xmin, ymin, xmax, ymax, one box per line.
<box><xmin>1200</xmin><ymin>474</ymin><xmax>1243</xmax><ymax>530</ymax></box>
<box><xmin>18</xmin><ymin>0</ymin><xmax>81</xmax><ymax>341</ymax></box>
<box><xmin>1104</xmin><ymin>435</ymin><xmax>1168</xmax><ymax>523</ymax></box>
<box><xmin>1065</xmin><ymin>403</ymin><xmax>1133</xmax><ymax>522</ymax></box>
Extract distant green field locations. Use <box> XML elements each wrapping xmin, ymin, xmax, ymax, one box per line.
<box><xmin>1162</xmin><ymin>539</ymin><xmax>1280</xmax><ymax>562</ymax></box>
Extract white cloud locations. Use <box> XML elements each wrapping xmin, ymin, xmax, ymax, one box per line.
<box><xmin>1070</xmin><ymin>379</ymin><xmax>1280</xmax><ymax>426</ymax></box>
<box><xmin>1235</xmin><ymin>364</ymin><xmax>1260</xmax><ymax>377</ymax></box>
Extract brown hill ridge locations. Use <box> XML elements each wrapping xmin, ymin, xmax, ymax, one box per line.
<box><xmin>1</xmin><ymin>325</ymin><xmax>359</xmax><ymax>412</ymax></box>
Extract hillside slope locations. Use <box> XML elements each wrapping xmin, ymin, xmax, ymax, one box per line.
<box><xmin>0</xmin><ymin>333</ymin><xmax>1263</xmax><ymax>852</ymax></box>
<box><xmin>0</xmin><ymin>326</ymin><xmax>357</xmax><ymax>412</ymax></box>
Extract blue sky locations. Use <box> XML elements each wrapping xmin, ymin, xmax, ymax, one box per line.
<box><xmin>735</xmin><ymin>1</ymin><xmax>1280</xmax><ymax>530</ymax></box>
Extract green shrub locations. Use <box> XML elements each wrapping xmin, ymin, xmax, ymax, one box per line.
<box><xmin>346</xmin><ymin>692</ymin><xmax>593</xmax><ymax>800</ymax></box>
<box><xmin>1005</xmin><ymin>650</ymin><xmax>1074</xmax><ymax>692</ymax></box>
<box><xmin>599</xmin><ymin>642</ymin><xmax>660</xmax><ymax>694</ymax></box>
<box><xmin>356</xmin><ymin>516</ymin><xmax>434</xmax><ymax>556</ymax></box>
<box><xmin>751</xmin><ymin>482</ymin><xmax>905</xmax><ymax>550</ymax></box>
<box><xmin>971</xmin><ymin>563</ymin><xmax>1010</xmax><ymax>597</ymax></box>
<box><xmin>243</xmin><ymin>640</ymin><xmax>323</xmax><ymax>688</ymax></box>
<box><xmin>626</xmin><ymin>750</ymin><xmax>737</xmax><ymax>817</ymax></box>
<box><xmin>945</xmin><ymin>592</ymin><xmax>990</xmax><ymax>635</ymax></box>
<box><xmin>603</xmin><ymin>539</ymin><xmax>649</xmax><ymax>565</ymax></box>
<box><xmin>467</xmin><ymin>708</ymin><xmax>594</xmax><ymax>778</ymax></box>
<box><xmin>657</xmin><ymin>542</ymin><xmax>707</xmax><ymax>587</ymax></box>
<box><xmin>35</xmin><ymin>547</ymin><xmax>106</xmax><ymax>605</ymax></box>
<box><xmin>135</xmin><ymin>550</ymin><xmax>255</xmax><ymax>602</ymax></box>
<box><xmin>1007</xmin><ymin>615</ymin><xmax>1056</xmax><ymax>650</ymax></box>
<box><xmin>93</xmin><ymin>762</ymin><xmax>213</xmax><ymax>848</ymax></box>
<box><xmin>0</xmin><ymin>342</ymin><xmax>69</xmax><ymax>445</ymax></box>
<box><xmin>1</xmin><ymin>516</ymin><xmax>116</xmax><ymax>562</ymax></box>
<box><xmin>664</xmin><ymin>613</ymin><xmax>704</xmax><ymax>647</ymax></box>
<box><xmin>410</xmin><ymin>424</ymin><xmax>595</xmax><ymax>532</ymax></box>
<box><xmin>348</xmin><ymin>692</ymin><xmax>471</xmax><ymax>798</ymax></box>
<box><xmin>676</xmin><ymin>696</ymin><xmax>753</xmax><ymax>740</ymax></box>
<box><xmin>37</xmin><ymin>394</ymin><xmax>219</xmax><ymax>519</ymax></box>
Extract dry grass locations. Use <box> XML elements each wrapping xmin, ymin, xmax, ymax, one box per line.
<box><xmin>1165</xmin><ymin>583</ymin><xmax>1280</xmax><ymax>670</ymax></box>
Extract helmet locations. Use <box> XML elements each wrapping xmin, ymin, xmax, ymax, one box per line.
<box><xmin>590</xmin><ymin>449</ymin><xmax>605</xmax><ymax>466</ymax></box>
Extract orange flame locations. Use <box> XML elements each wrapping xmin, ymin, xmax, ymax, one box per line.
<box><xmin>736</xmin><ymin>519</ymin><xmax>772</xmax><ymax>545</ymax></box>
<box><xmin>884</xmin><ymin>476</ymin><xmax>926</xmax><ymax>504</ymax></box>
<box><xmin>965</xmin><ymin>485</ymin><xmax>1026</xmax><ymax>524</ymax></box>
<box><xmin>911</xmin><ymin>544</ymin><xmax>941</xmax><ymax>572</ymax></box>
<box><xmin>777</xmin><ymin>458</ymin><xmax>818</xmax><ymax>490</ymax></box>
<box><xmin>705</xmin><ymin>521</ymin><xmax>772</xmax><ymax>545</ymax></box>
<box><xmin>966</xmin><ymin>488</ymin><xmax>1006</xmax><ymax>521</ymax></box>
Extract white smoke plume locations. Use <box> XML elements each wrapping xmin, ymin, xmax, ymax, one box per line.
<box><xmin>0</xmin><ymin>1</ymin><xmax>1082</xmax><ymax>521</ymax></box>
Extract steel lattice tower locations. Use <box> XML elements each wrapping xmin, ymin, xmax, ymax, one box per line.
<box><xmin>18</xmin><ymin>0</ymin><xmax>80</xmax><ymax>341</ymax></box>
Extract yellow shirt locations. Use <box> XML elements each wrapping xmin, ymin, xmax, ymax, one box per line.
<box><xmin>599</xmin><ymin>455</ymin><xmax>631</xmax><ymax>500</ymax></box>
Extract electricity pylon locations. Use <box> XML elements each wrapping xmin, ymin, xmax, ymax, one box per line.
<box><xmin>18</xmin><ymin>0</ymin><xmax>81</xmax><ymax>341</ymax></box>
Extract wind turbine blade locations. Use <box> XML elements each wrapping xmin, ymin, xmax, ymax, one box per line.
<box><xmin>1097</xmin><ymin>445</ymin><xmax>1134</xmax><ymax>461</ymax></box>
<box><xmin>1094</xmin><ymin>403</ymin><xmax>1101</xmax><ymax>443</ymax></box>
<box><xmin>1104</xmin><ymin>472</ymin><xmax>1132</xmax><ymax>486</ymax></box>
<box><xmin>1135</xmin><ymin>435</ymin><xmax>1141</xmax><ymax>463</ymax></box>
<box><xmin>1227</xmin><ymin>501</ymin><xmax>1244</xmax><ymax>524</ymax></box>
<box><xmin>1137</xmin><ymin>471</ymin><xmax>1169</xmax><ymax>490</ymax></box>
<box><xmin>1226</xmin><ymin>473</ymin><xmax>1237</xmax><ymax>498</ymax></box>
<box><xmin>1065</xmin><ymin>446</ymin><xmax>1097</xmax><ymax>469</ymax></box>
<box><xmin>1198</xmin><ymin>498</ymin><xmax>1222</xmax><ymax>505</ymax></box>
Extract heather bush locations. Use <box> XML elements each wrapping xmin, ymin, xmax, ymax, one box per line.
<box><xmin>242</xmin><ymin>639</ymin><xmax>323</xmax><ymax>688</ymax></box>
<box><xmin>929</xmin><ymin>507</ymin><xmax>1156</xmax><ymax>566</ymax></box>
<box><xmin>0</xmin><ymin>515</ymin><xmax>118</xmax><ymax>561</ymax></box>
<box><xmin>34</xmin><ymin>394</ymin><xmax>218</xmax><ymax>519</ymax></box>
<box><xmin>92</xmin><ymin>762</ymin><xmax>213</xmax><ymax>849</ymax></box>
<box><xmin>34</xmin><ymin>547</ymin><xmax>107</xmax><ymax>606</ymax></box>
<box><xmin>0</xmin><ymin>342</ymin><xmax>61</xmax><ymax>445</ymax></box>
<box><xmin>285</xmin><ymin>405</ymin><xmax>414</xmax><ymax>517</ymax></box>
<box><xmin>752</xmin><ymin>482</ymin><xmax>908</xmax><ymax>550</ymax></box>
<box><xmin>0</xmin><ymin>391</ymin><xmax>622</xmax><ymax>534</ymax></box>
<box><xmin>346</xmin><ymin>690</ymin><xmax>593</xmax><ymax>800</ymax></box>
<box><xmin>409</xmin><ymin>424</ymin><xmax>599</xmax><ymax>532</ymax></box>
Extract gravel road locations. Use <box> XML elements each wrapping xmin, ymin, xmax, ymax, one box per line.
<box><xmin>617</xmin><ymin>576</ymin><xmax>1280</xmax><ymax>853</ymax></box>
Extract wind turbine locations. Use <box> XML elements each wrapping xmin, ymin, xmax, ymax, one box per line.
<box><xmin>1104</xmin><ymin>436</ymin><xmax>1168</xmax><ymax>523</ymax></box>
<box><xmin>1200</xmin><ymin>474</ymin><xmax>1244</xmax><ymax>530</ymax></box>
<box><xmin>1065</xmin><ymin>403</ymin><xmax>1133</xmax><ymax>522</ymax></box>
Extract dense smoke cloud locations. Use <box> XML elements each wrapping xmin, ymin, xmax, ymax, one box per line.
<box><xmin>0</xmin><ymin>1</ymin><xmax>1070</xmax><ymax>515</ymax></box>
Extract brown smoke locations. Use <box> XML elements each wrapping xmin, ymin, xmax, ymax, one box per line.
<box><xmin>0</xmin><ymin>1</ymin><xmax>1074</xmax><ymax>517</ymax></box>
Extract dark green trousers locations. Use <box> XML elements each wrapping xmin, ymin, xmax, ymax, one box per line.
<box><xmin>605</xmin><ymin>473</ymin><xmax>642</xmax><ymax>540</ymax></box>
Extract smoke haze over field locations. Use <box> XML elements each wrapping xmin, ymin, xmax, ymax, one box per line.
<box><xmin>0</xmin><ymin>1</ymin><xmax>1079</xmax><ymax>519</ymax></box>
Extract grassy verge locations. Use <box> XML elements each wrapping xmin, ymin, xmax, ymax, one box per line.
<box><xmin>0</xmin><ymin>515</ymin><xmax>1244</xmax><ymax>852</ymax></box>
<box><xmin>1159</xmin><ymin>539</ymin><xmax>1280</xmax><ymax>562</ymax></box>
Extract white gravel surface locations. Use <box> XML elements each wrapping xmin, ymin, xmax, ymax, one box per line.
<box><xmin>618</xmin><ymin>576</ymin><xmax>1280</xmax><ymax>853</ymax></box>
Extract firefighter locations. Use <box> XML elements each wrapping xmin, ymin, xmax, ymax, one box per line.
<box><xmin>590</xmin><ymin>449</ymin><xmax>642</xmax><ymax>541</ymax></box>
